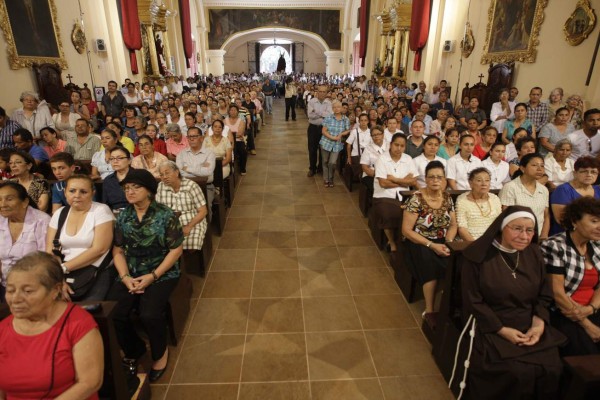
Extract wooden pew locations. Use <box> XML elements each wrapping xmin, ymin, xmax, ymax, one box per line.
<box><xmin>188</xmin><ymin>175</ymin><xmax>226</xmax><ymax>236</ymax></box>
<box><xmin>562</xmin><ymin>355</ymin><xmax>600</xmax><ymax>400</ymax></box>
<box><xmin>166</xmin><ymin>271</ymin><xmax>192</xmax><ymax>346</ymax></box>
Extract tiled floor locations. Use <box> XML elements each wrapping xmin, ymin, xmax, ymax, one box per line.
<box><xmin>151</xmin><ymin>100</ymin><xmax>454</xmax><ymax>399</ymax></box>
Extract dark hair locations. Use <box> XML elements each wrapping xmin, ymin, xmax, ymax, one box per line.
<box><xmin>187</xmin><ymin>127</ymin><xmax>202</xmax><ymax>136</ymax></box>
<box><xmin>489</xmin><ymin>142</ymin><xmax>506</xmax><ymax>153</ymax></box>
<box><xmin>514</xmin><ymin>102</ymin><xmax>528</xmax><ymax>112</ymax></box>
<box><xmin>49</xmin><ymin>152</ymin><xmax>74</xmax><ymax>166</ymax></box>
<box><xmin>358</xmin><ymin>113</ymin><xmax>369</xmax><ymax>121</ymax></box>
<box><xmin>468</xmin><ymin>167</ymin><xmax>491</xmax><ymax>180</ymax></box>
<box><xmin>512</xmin><ymin>127</ymin><xmax>528</xmax><ymax>142</ymax></box>
<box><xmin>445</xmin><ymin>128</ymin><xmax>460</xmax><ymax>138</ymax></box>
<box><xmin>483</xmin><ymin>126</ymin><xmax>498</xmax><ymax>136</ymax></box>
<box><xmin>515</xmin><ymin>136</ymin><xmax>536</xmax><ymax>152</ymax></box>
<box><xmin>12</xmin><ymin>128</ymin><xmax>33</xmax><ymax>142</ymax></box>
<box><xmin>9</xmin><ymin>251</ymin><xmax>63</xmax><ymax>291</ymax></box>
<box><xmin>11</xmin><ymin>150</ymin><xmax>35</xmax><ymax>170</ymax></box>
<box><xmin>584</xmin><ymin>108</ymin><xmax>600</xmax><ymax>120</ymax></box>
<box><xmin>555</xmin><ymin>107</ymin><xmax>569</xmax><ymax>116</ymax></box>
<box><xmin>391</xmin><ymin>132</ymin><xmax>407</xmax><ymax>143</ymax></box>
<box><xmin>110</xmin><ymin>146</ymin><xmax>131</xmax><ymax>158</ymax></box>
<box><xmin>0</xmin><ymin>181</ymin><xmax>32</xmax><ymax>204</ymax></box>
<box><xmin>0</xmin><ymin>106</ymin><xmax>6</xmax><ymax>117</ymax></box>
<box><xmin>101</xmin><ymin>128</ymin><xmax>118</xmax><ymax>140</ymax></box>
<box><xmin>108</xmin><ymin>80</ymin><xmax>118</xmax><ymax>86</ymax></box>
<box><xmin>411</xmin><ymin>119</ymin><xmax>426</xmax><ymax>128</ymax></box>
<box><xmin>574</xmin><ymin>156</ymin><xmax>600</xmax><ymax>171</ymax></box>
<box><xmin>530</xmin><ymin>86</ymin><xmax>543</xmax><ymax>93</ymax></box>
<box><xmin>212</xmin><ymin>119</ymin><xmax>224</xmax><ymax>129</ymax></box>
<box><xmin>137</xmin><ymin>134</ymin><xmax>154</xmax><ymax>145</ymax></box>
<box><xmin>40</xmin><ymin>126</ymin><xmax>58</xmax><ymax>138</ymax></box>
<box><xmin>520</xmin><ymin>153</ymin><xmax>544</xmax><ymax>168</ymax></box>
<box><xmin>228</xmin><ymin>104</ymin><xmax>239</xmax><ymax>112</ymax></box>
<box><xmin>423</xmin><ymin>135</ymin><xmax>441</xmax><ymax>146</ymax></box>
<box><xmin>459</xmin><ymin>134</ymin><xmax>475</xmax><ymax>145</ymax></box>
<box><xmin>562</xmin><ymin>197</ymin><xmax>600</xmax><ymax>231</ymax></box>
<box><xmin>425</xmin><ymin>160</ymin><xmax>445</xmax><ymax>176</ymax></box>
<box><xmin>0</xmin><ymin>148</ymin><xmax>14</xmax><ymax>165</ymax></box>
<box><xmin>65</xmin><ymin>174</ymin><xmax>95</xmax><ymax>191</ymax></box>
<box><xmin>371</xmin><ymin>125</ymin><xmax>384</xmax><ymax>135</ymax></box>
<box><xmin>185</xmin><ymin>111</ymin><xmax>196</xmax><ymax>120</ymax></box>
<box><xmin>124</xmin><ymin>105</ymin><xmax>138</xmax><ymax>115</ymax></box>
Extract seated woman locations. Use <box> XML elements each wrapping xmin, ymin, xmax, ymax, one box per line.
<box><xmin>102</xmin><ymin>147</ymin><xmax>133</xmax><ymax>211</ymax></box>
<box><xmin>545</xmin><ymin>138</ymin><xmax>575</xmax><ymax>190</ymax></box>
<box><xmin>157</xmin><ymin>161</ymin><xmax>208</xmax><ymax>276</ymax></box>
<box><xmin>502</xmin><ymin>102</ymin><xmax>536</xmax><ymax>143</ymax></box>
<box><xmin>456</xmin><ymin>168</ymin><xmax>503</xmax><ymax>241</ymax></box>
<box><xmin>499</xmin><ymin>153</ymin><xmax>551</xmax><ymax>239</ymax></box>
<box><xmin>8</xmin><ymin>151</ymin><xmax>49</xmax><ymax>212</ymax></box>
<box><xmin>0</xmin><ymin>252</ymin><xmax>103</xmax><ymax>399</ymax></box>
<box><xmin>412</xmin><ymin>135</ymin><xmax>446</xmax><ymax>188</ymax></box>
<box><xmin>106</xmin><ymin>121</ymin><xmax>135</xmax><ymax>153</ymax></box>
<box><xmin>549</xmin><ymin>156</ymin><xmax>600</xmax><ymax>235</ymax></box>
<box><xmin>90</xmin><ymin>129</ymin><xmax>119</xmax><ymax>180</ymax></box>
<box><xmin>122</xmin><ymin>105</ymin><xmax>139</xmax><ymax>142</ymax></box>
<box><xmin>52</xmin><ymin>101</ymin><xmax>80</xmax><ymax>137</ymax></box>
<box><xmin>108</xmin><ymin>169</ymin><xmax>183</xmax><ymax>382</ymax></box>
<box><xmin>41</xmin><ymin>126</ymin><xmax>67</xmax><ymax>158</ymax></box>
<box><xmin>373</xmin><ymin>133</ymin><xmax>418</xmax><ymax>252</ymax></box>
<box><xmin>133</xmin><ymin>116</ymin><xmax>147</xmax><ymax>142</ymax></box>
<box><xmin>47</xmin><ymin>175</ymin><xmax>114</xmax><ymax>301</ymax></box>
<box><xmin>402</xmin><ymin>161</ymin><xmax>456</xmax><ymax>329</ymax></box>
<box><xmin>457</xmin><ymin>207</ymin><xmax>565</xmax><ymax>399</ymax></box>
<box><xmin>436</xmin><ymin>127</ymin><xmax>459</xmax><ymax>160</ymax></box>
<box><xmin>472</xmin><ymin>126</ymin><xmax>498</xmax><ymax>160</ymax></box>
<box><xmin>202</xmin><ymin>120</ymin><xmax>233</xmax><ymax>179</ymax></box>
<box><xmin>0</xmin><ymin>182</ymin><xmax>50</xmax><ymax>298</ymax></box>
<box><xmin>360</xmin><ymin>125</ymin><xmax>388</xmax><ymax>199</ymax></box>
<box><xmin>490</xmin><ymin>88</ymin><xmax>514</xmax><ymax>134</ymax></box>
<box><xmin>482</xmin><ymin>142</ymin><xmax>511</xmax><ymax>190</ymax></box>
<box><xmin>446</xmin><ymin>134</ymin><xmax>482</xmax><ymax>190</ymax></box>
<box><xmin>538</xmin><ymin>107</ymin><xmax>575</xmax><ymax>157</ymax></box>
<box><xmin>542</xmin><ymin>197</ymin><xmax>600</xmax><ymax>356</ymax></box>
<box><xmin>134</xmin><ymin>124</ymin><xmax>167</xmax><ymax>156</ymax></box>
<box><xmin>131</xmin><ymin>135</ymin><xmax>168</xmax><ymax>179</ymax></box>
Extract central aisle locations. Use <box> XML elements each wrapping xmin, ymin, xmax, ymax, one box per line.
<box><xmin>152</xmin><ymin>99</ymin><xmax>454</xmax><ymax>399</ymax></box>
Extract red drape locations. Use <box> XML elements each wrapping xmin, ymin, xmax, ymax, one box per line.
<box><xmin>359</xmin><ymin>0</ymin><xmax>370</xmax><ymax>68</ymax></box>
<box><xmin>120</xmin><ymin>0</ymin><xmax>142</xmax><ymax>74</ymax></box>
<box><xmin>409</xmin><ymin>0</ymin><xmax>431</xmax><ymax>71</ymax></box>
<box><xmin>179</xmin><ymin>0</ymin><xmax>193</xmax><ymax>68</ymax></box>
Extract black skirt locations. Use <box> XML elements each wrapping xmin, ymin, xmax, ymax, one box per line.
<box><xmin>551</xmin><ymin>309</ymin><xmax>600</xmax><ymax>356</ymax></box>
<box><xmin>372</xmin><ymin>197</ymin><xmax>403</xmax><ymax>229</ymax></box>
<box><xmin>404</xmin><ymin>238</ymin><xmax>448</xmax><ymax>285</ymax></box>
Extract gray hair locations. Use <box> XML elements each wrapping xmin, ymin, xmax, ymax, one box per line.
<box><xmin>331</xmin><ymin>99</ymin><xmax>342</xmax><ymax>108</ymax></box>
<box><xmin>554</xmin><ymin>138</ymin><xmax>573</xmax><ymax>152</ymax></box>
<box><xmin>166</xmin><ymin>123</ymin><xmax>181</xmax><ymax>133</ymax></box>
<box><xmin>19</xmin><ymin>91</ymin><xmax>40</xmax><ymax>102</ymax></box>
<box><xmin>9</xmin><ymin>251</ymin><xmax>63</xmax><ymax>292</ymax></box>
<box><xmin>158</xmin><ymin>160</ymin><xmax>180</xmax><ymax>174</ymax></box>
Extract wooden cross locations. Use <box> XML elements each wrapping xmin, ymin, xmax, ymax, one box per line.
<box><xmin>65</xmin><ymin>74</ymin><xmax>74</xmax><ymax>83</ymax></box>
<box><xmin>478</xmin><ymin>74</ymin><xmax>484</xmax><ymax>83</ymax></box>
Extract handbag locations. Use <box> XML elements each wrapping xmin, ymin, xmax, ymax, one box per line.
<box><xmin>52</xmin><ymin>206</ymin><xmax>112</xmax><ymax>301</ymax></box>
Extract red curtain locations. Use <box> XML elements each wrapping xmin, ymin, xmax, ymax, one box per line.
<box><xmin>120</xmin><ymin>0</ymin><xmax>142</xmax><ymax>74</ymax></box>
<box><xmin>359</xmin><ymin>0</ymin><xmax>370</xmax><ymax>68</ymax></box>
<box><xmin>179</xmin><ymin>0</ymin><xmax>193</xmax><ymax>68</ymax></box>
<box><xmin>409</xmin><ymin>0</ymin><xmax>431</xmax><ymax>71</ymax></box>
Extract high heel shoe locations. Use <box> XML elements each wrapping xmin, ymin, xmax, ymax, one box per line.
<box><xmin>149</xmin><ymin>350</ymin><xmax>169</xmax><ymax>382</ymax></box>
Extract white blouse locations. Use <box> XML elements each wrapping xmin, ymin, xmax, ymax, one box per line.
<box><xmin>446</xmin><ymin>154</ymin><xmax>483</xmax><ymax>190</ymax></box>
<box><xmin>374</xmin><ymin>153</ymin><xmax>417</xmax><ymax>199</ymax></box>
<box><xmin>544</xmin><ymin>156</ymin><xmax>574</xmax><ymax>186</ymax></box>
<box><xmin>482</xmin><ymin>158</ymin><xmax>511</xmax><ymax>190</ymax></box>
<box><xmin>413</xmin><ymin>154</ymin><xmax>447</xmax><ymax>188</ymax></box>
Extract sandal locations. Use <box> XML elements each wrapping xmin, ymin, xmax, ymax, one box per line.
<box><xmin>324</xmin><ymin>180</ymin><xmax>330</xmax><ymax>187</ymax></box>
<box><xmin>328</xmin><ymin>181</ymin><xmax>334</xmax><ymax>188</ymax></box>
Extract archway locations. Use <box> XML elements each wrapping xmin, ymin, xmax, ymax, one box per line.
<box><xmin>260</xmin><ymin>45</ymin><xmax>292</xmax><ymax>74</ymax></box>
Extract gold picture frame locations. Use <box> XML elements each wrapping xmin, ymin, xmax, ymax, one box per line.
<box><xmin>481</xmin><ymin>0</ymin><xmax>548</xmax><ymax>64</ymax></box>
<box><xmin>564</xmin><ymin>0</ymin><xmax>596</xmax><ymax>46</ymax></box>
<box><xmin>461</xmin><ymin>22</ymin><xmax>475</xmax><ymax>58</ymax></box>
<box><xmin>0</xmin><ymin>0</ymin><xmax>67</xmax><ymax>69</ymax></box>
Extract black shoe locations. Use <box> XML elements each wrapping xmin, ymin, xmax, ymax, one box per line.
<box><xmin>307</xmin><ymin>170</ymin><xmax>315</xmax><ymax>177</ymax></box>
<box><xmin>149</xmin><ymin>365</ymin><xmax>167</xmax><ymax>382</ymax></box>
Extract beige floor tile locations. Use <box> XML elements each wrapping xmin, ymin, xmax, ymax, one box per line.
<box><xmin>328</xmin><ymin>216</ymin><xmax>368</xmax><ymax>230</ymax></box>
<box><xmin>268</xmin><ymin>185</ymin><xmax>294</xmax><ymax>195</ymax></box>
<box><xmin>295</xmin><ymin>216</ymin><xmax>332</xmax><ymax>231</ymax></box>
<box><xmin>238</xmin><ymin>382</ymin><xmax>311</xmax><ymax>400</ymax></box>
<box><xmin>241</xmin><ymin>333</ymin><xmax>308</xmax><ymax>381</ymax></box>
<box><xmin>225</xmin><ymin>217</ymin><xmax>261</xmax><ymax>231</ymax></box>
<box><xmin>201</xmin><ymin>271</ymin><xmax>254</xmax><ymax>298</ymax></box>
<box><xmin>165</xmin><ymin>384</ymin><xmax>238</xmax><ymax>399</ymax></box>
<box><xmin>260</xmin><ymin>216</ymin><xmax>296</xmax><ymax>231</ymax></box>
<box><xmin>311</xmin><ymin>379</ymin><xmax>384</xmax><ymax>400</ymax></box>
<box><xmin>303</xmin><ymin>296</ymin><xmax>362</xmax><ymax>331</ymax></box>
<box><xmin>306</xmin><ymin>331</ymin><xmax>377</xmax><ymax>380</ymax></box>
<box><xmin>339</xmin><ymin>246</ymin><xmax>387</xmax><ymax>269</ymax></box>
<box><xmin>232</xmin><ymin>194</ymin><xmax>264</xmax><ymax>206</ymax></box>
<box><xmin>210</xmin><ymin>249</ymin><xmax>256</xmax><ymax>271</ymax></box>
<box><xmin>353</xmin><ymin>294</ymin><xmax>418</xmax><ymax>329</ymax></box>
<box><xmin>293</xmin><ymin>192</ymin><xmax>324</xmax><ymax>205</ymax></box>
<box><xmin>324</xmin><ymin>201</ymin><xmax>361</xmax><ymax>216</ymax></box>
<box><xmin>228</xmin><ymin>205</ymin><xmax>263</xmax><ymax>218</ymax></box>
<box><xmin>295</xmin><ymin>204</ymin><xmax>327</xmax><ymax>216</ymax></box>
<box><xmin>333</xmin><ymin>229</ymin><xmax>375</xmax><ymax>247</ymax></box>
<box><xmin>247</xmin><ymin>298</ymin><xmax>304</xmax><ymax>333</ymax></box>
<box><xmin>297</xmin><ymin>230</ymin><xmax>336</xmax><ymax>248</ymax></box>
<box><xmin>150</xmin><ymin>384</ymin><xmax>168</xmax><ymax>400</ymax></box>
<box><xmin>137</xmin><ymin>342</ymin><xmax>182</xmax><ymax>384</ymax></box>
<box><xmin>262</xmin><ymin>204</ymin><xmax>296</xmax><ymax>216</ymax></box>
<box><xmin>218</xmin><ymin>231</ymin><xmax>259</xmax><ymax>249</ymax></box>
<box><xmin>188</xmin><ymin>298</ymin><xmax>250</xmax><ymax>334</ymax></box>
<box><xmin>297</xmin><ymin>247</ymin><xmax>342</xmax><ymax>270</ymax></box>
<box><xmin>364</xmin><ymin>329</ymin><xmax>438</xmax><ymax>376</ymax></box>
<box><xmin>345</xmin><ymin>268</ymin><xmax>401</xmax><ymax>295</ymax></box>
<box><xmin>263</xmin><ymin>193</ymin><xmax>295</xmax><ymax>205</ymax></box>
<box><xmin>255</xmin><ymin>248</ymin><xmax>298</xmax><ymax>270</ymax></box>
<box><xmin>300</xmin><ymin>269</ymin><xmax>352</xmax><ymax>297</ymax></box>
<box><xmin>240</xmin><ymin>175</ymin><xmax>267</xmax><ymax>185</ymax></box>
<box><xmin>252</xmin><ymin>270</ymin><xmax>301</xmax><ymax>298</ymax></box>
<box><xmin>379</xmin><ymin>376</ymin><xmax>454</xmax><ymax>400</ymax></box>
<box><xmin>266</xmin><ymin>177</ymin><xmax>292</xmax><ymax>185</ymax></box>
<box><xmin>258</xmin><ymin>231</ymin><xmax>296</xmax><ymax>248</ymax></box>
<box><xmin>171</xmin><ymin>335</ymin><xmax>245</xmax><ymax>383</ymax></box>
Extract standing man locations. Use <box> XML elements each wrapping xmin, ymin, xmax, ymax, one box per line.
<box><xmin>262</xmin><ymin>78</ymin><xmax>275</xmax><ymax>115</ymax></box>
<box><xmin>568</xmin><ymin>109</ymin><xmax>600</xmax><ymax>160</ymax></box>
<box><xmin>101</xmin><ymin>80</ymin><xmax>126</xmax><ymax>120</ymax></box>
<box><xmin>306</xmin><ymin>85</ymin><xmax>332</xmax><ymax>177</ymax></box>
<box><xmin>527</xmin><ymin>86</ymin><xmax>550</xmax><ymax>130</ymax></box>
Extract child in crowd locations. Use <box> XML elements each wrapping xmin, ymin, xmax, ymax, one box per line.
<box><xmin>49</xmin><ymin>152</ymin><xmax>77</xmax><ymax>213</ymax></box>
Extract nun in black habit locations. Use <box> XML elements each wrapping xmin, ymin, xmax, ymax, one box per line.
<box><xmin>454</xmin><ymin>205</ymin><xmax>567</xmax><ymax>400</ymax></box>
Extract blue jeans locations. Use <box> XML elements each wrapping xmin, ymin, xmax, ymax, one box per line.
<box><xmin>265</xmin><ymin>95</ymin><xmax>273</xmax><ymax>114</ymax></box>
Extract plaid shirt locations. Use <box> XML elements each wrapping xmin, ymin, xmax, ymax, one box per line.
<box><xmin>541</xmin><ymin>232</ymin><xmax>600</xmax><ymax>296</ymax></box>
<box><xmin>0</xmin><ymin>119</ymin><xmax>20</xmax><ymax>149</ymax></box>
<box><xmin>526</xmin><ymin>102</ymin><xmax>550</xmax><ymax>129</ymax></box>
<box><xmin>320</xmin><ymin>114</ymin><xmax>350</xmax><ymax>152</ymax></box>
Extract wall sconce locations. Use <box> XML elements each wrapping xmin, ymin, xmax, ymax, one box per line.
<box><xmin>208</xmin><ymin>58</ymin><xmax>211</xmax><ymax>63</ymax></box>
<box><xmin>339</xmin><ymin>58</ymin><xmax>343</xmax><ymax>63</ymax></box>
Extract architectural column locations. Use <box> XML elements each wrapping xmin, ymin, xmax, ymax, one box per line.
<box><xmin>324</xmin><ymin>50</ymin><xmax>344</xmax><ymax>76</ymax></box>
<box><xmin>206</xmin><ymin>49</ymin><xmax>226</xmax><ymax>76</ymax></box>
<box><xmin>392</xmin><ymin>30</ymin><xmax>401</xmax><ymax>77</ymax></box>
<box><xmin>145</xmin><ymin>25</ymin><xmax>160</xmax><ymax>76</ymax></box>
<box><xmin>379</xmin><ymin>34</ymin><xmax>387</xmax><ymax>65</ymax></box>
<box><xmin>162</xmin><ymin>31</ymin><xmax>173</xmax><ymax>72</ymax></box>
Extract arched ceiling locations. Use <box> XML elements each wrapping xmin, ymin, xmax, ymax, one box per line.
<box><xmin>222</xmin><ymin>27</ymin><xmax>329</xmax><ymax>55</ymax></box>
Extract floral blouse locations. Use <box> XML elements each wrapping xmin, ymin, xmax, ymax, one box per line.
<box><xmin>406</xmin><ymin>191</ymin><xmax>454</xmax><ymax>240</ymax></box>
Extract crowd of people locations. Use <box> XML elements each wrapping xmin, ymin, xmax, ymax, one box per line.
<box><xmin>0</xmin><ymin>71</ymin><xmax>599</xmax><ymax>399</ymax></box>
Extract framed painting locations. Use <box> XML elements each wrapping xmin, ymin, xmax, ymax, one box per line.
<box><xmin>0</xmin><ymin>0</ymin><xmax>67</xmax><ymax>69</ymax></box>
<box><xmin>564</xmin><ymin>0</ymin><xmax>596</xmax><ymax>46</ymax></box>
<box><xmin>481</xmin><ymin>0</ymin><xmax>548</xmax><ymax>64</ymax></box>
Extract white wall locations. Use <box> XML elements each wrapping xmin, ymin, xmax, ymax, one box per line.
<box><xmin>224</xmin><ymin>43</ymin><xmax>249</xmax><ymax>73</ymax></box>
<box><xmin>303</xmin><ymin>45</ymin><xmax>326</xmax><ymax>74</ymax></box>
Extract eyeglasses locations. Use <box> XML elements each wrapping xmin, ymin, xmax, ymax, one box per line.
<box><xmin>506</xmin><ymin>225</ymin><xmax>535</xmax><ymax>235</ymax></box>
<box><xmin>123</xmin><ymin>184</ymin><xmax>143</xmax><ymax>193</ymax></box>
<box><xmin>426</xmin><ymin>175</ymin><xmax>445</xmax><ymax>181</ymax></box>
<box><xmin>577</xmin><ymin>169</ymin><xmax>598</xmax><ymax>175</ymax></box>
<box><xmin>109</xmin><ymin>156</ymin><xmax>129</xmax><ymax>162</ymax></box>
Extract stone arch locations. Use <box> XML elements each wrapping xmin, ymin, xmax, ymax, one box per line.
<box><xmin>221</xmin><ymin>27</ymin><xmax>330</xmax><ymax>55</ymax></box>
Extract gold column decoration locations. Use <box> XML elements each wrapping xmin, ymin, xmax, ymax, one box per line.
<box><xmin>392</xmin><ymin>30</ymin><xmax>401</xmax><ymax>77</ymax></box>
<box><xmin>379</xmin><ymin>34</ymin><xmax>387</xmax><ymax>65</ymax></box>
<box><xmin>401</xmin><ymin>30</ymin><xmax>410</xmax><ymax>77</ymax></box>
<box><xmin>162</xmin><ymin>30</ymin><xmax>173</xmax><ymax>72</ymax></box>
<box><xmin>145</xmin><ymin>24</ymin><xmax>160</xmax><ymax>75</ymax></box>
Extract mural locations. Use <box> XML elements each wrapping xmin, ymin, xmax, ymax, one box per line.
<box><xmin>208</xmin><ymin>8</ymin><xmax>341</xmax><ymax>50</ymax></box>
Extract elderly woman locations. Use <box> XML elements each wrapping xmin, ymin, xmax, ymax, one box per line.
<box><xmin>566</xmin><ymin>94</ymin><xmax>585</xmax><ymax>130</ymax></box>
<box><xmin>52</xmin><ymin>100</ymin><xmax>80</xmax><ymax>136</ymax></box>
<box><xmin>413</xmin><ymin>135</ymin><xmax>446</xmax><ymax>189</ymax></box>
<box><xmin>132</xmin><ymin>135</ymin><xmax>168</xmax><ymax>179</ymax></box>
<box><xmin>482</xmin><ymin>142</ymin><xmax>511</xmax><ymax>190</ymax></box>
<box><xmin>538</xmin><ymin>107</ymin><xmax>575</xmax><ymax>157</ymax></box>
<box><xmin>320</xmin><ymin>100</ymin><xmax>351</xmax><ymax>187</ymax></box>
<box><xmin>157</xmin><ymin>161</ymin><xmax>208</xmax><ymax>276</ymax></box>
<box><xmin>90</xmin><ymin>129</ymin><xmax>120</xmax><ymax>180</ymax></box>
<box><xmin>41</xmin><ymin>126</ymin><xmax>67</xmax><ymax>158</ymax></box>
<box><xmin>0</xmin><ymin>252</ymin><xmax>103</xmax><ymax>399</ymax></box>
<box><xmin>456</xmin><ymin>207</ymin><xmax>565</xmax><ymax>399</ymax></box>
<box><xmin>550</xmin><ymin>156</ymin><xmax>600</xmax><ymax>235</ymax></box>
<box><xmin>542</xmin><ymin>197</ymin><xmax>600</xmax><ymax>356</ymax></box>
<box><xmin>500</xmin><ymin>153</ymin><xmax>550</xmax><ymax>238</ymax></box>
<box><xmin>502</xmin><ymin>103</ymin><xmax>536</xmax><ymax>143</ymax></box>
<box><xmin>11</xmin><ymin>91</ymin><xmax>54</xmax><ymax>140</ymax></box>
<box><xmin>402</xmin><ymin>160</ymin><xmax>457</xmax><ymax>328</ymax></box>
<box><xmin>134</xmin><ymin>116</ymin><xmax>147</xmax><ymax>142</ymax></box>
<box><xmin>202</xmin><ymin>120</ymin><xmax>232</xmax><ymax>178</ymax></box>
<box><xmin>156</xmin><ymin>112</ymin><xmax>169</xmax><ymax>139</ymax></box>
<box><xmin>446</xmin><ymin>134</ymin><xmax>482</xmax><ymax>190</ymax></box>
<box><xmin>545</xmin><ymin>138</ymin><xmax>575</xmax><ymax>190</ymax></box>
<box><xmin>456</xmin><ymin>168</ymin><xmax>503</xmax><ymax>241</ymax></box>
<box><xmin>8</xmin><ymin>151</ymin><xmax>49</xmax><ymax>212</ymax></box>
<box><xmin>47</xmin><ymin>175</ymin><xmax>114</xmax><ymax>301</ymax></box>
<box><xmin>108</xmin><ymin>169</ymin><xmax>183</xmax><ymax>382</ymax></box>
<box><xmin>490</xmin><ymin>88</ymin><xmax>515</xmax><ymax>134</ymax></box>
<box><xmin>102</xmin><ymin>147</ymin><xmax>133</xmax><ymax>211</ymax></box>
<box><xmin>548</xmin><ymin>87</ymin><xmax>566</xmax><ymax>118</ymax></box>
<box><xmin>0</xmin><ymin>182</ymin><xmax>50</xmax><ymax>295</ymax></box>
<box><xmin>136</xmin><ymin>124</ymin><xmax>167</xmax><ymax>156</ymax></box>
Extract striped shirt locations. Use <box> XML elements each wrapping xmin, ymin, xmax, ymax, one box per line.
<box><xmin>499</xmin><ymin>177</ymin><xmax>549</xmax><ymax>235</ymax></box>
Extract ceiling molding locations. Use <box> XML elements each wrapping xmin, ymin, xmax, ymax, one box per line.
<box><xmin>202</xmin><ymin>0</ymin><xmax>344</xmax><ymax>7</ymax></box>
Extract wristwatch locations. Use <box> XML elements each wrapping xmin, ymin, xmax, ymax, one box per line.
<box><xmin>61</xmin><ymin>263</ymin><xmax>70</xmax><ymax>274</ymax></box>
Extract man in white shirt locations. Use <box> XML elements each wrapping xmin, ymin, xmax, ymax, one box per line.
<box><xmin>306</xmin><ymin>85</ymin><xmax>333</xmax><ymax>176</ymax></box>
<box><xmin>384</xmin><ymin>117</ymin><xmax>404</xmax><ymax>143</ymax></box>
<box><xmin>568</xmin><ymin>108</ymin><xmax>600</xmax><ymax>160</ymax></box>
